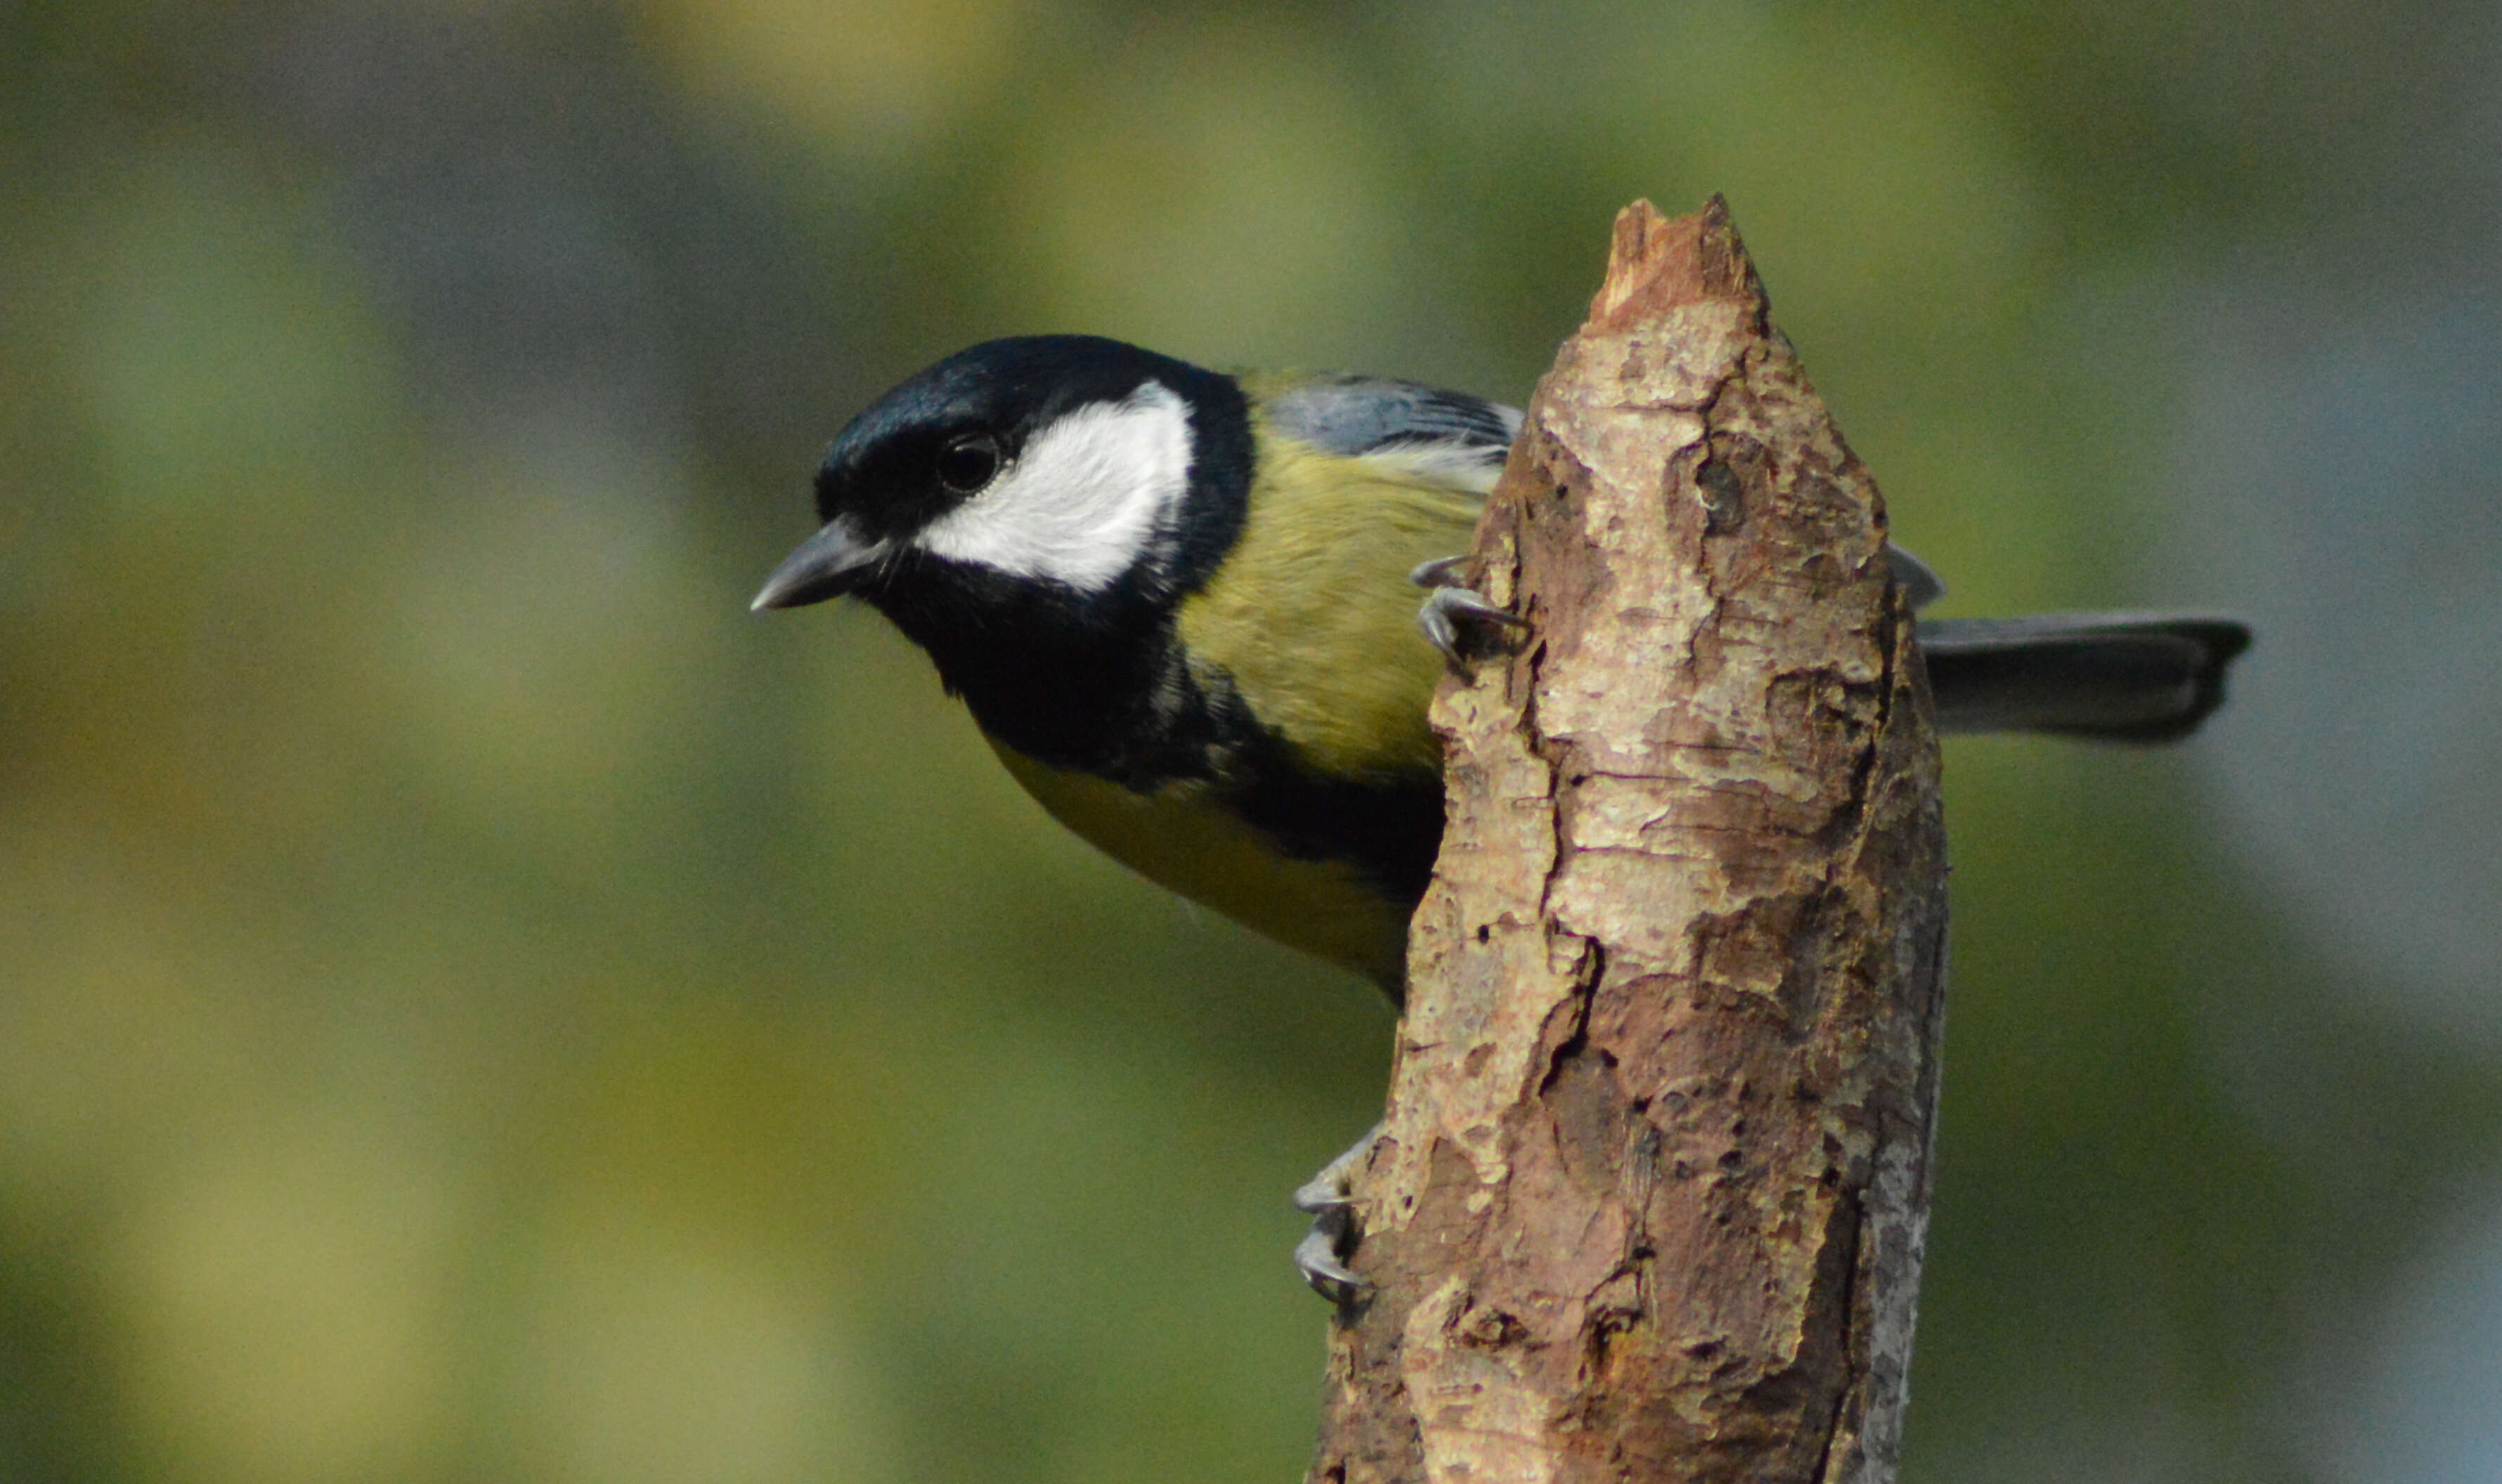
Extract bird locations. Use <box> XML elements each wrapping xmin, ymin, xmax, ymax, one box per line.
<box><xmin>752</xmin><ymin>333</ymin><xmax>2251</xmax><ymax>1294</ymax></box>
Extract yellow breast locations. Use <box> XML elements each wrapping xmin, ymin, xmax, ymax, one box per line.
<box><xmin>1172</xmin><ymin>423</ymin><xmax>1485</xmax><ymax>782</ymax></box>
<box><xmin>989</xmin><ymin>740</ymin><xmax>1414</xmax><ymax>989</ymax></box>
<box><xmin>986</xmin><ymin>421</ymin><xmax>1491</xmax><ymax>994</ymax></box>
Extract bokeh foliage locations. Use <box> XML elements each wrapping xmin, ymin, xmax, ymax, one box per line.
<box><xmin>4</xmin><ymin>2</ymin><xmax>2500</xmax><ymax>1481</ymax></box>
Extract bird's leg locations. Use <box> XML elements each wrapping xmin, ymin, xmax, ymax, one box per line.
<box><xmin>1411</xmin><ymin>556</ymin><xmax>1529</xmax><ymax>667</ymax></box>
<box><xmin>1292</xmin><ymin>1121</ymin><xmax>1382</xmax><ymax>1305</ymax></box>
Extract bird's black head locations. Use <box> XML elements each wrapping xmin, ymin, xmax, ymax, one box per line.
<box><xmin>752</xmin><ymin>335</ymin><xmax>1251</xmax><ymax>614</ymax></box>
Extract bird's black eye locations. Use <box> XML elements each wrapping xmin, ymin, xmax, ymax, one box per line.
<box><xmin>935</xmin><ymin>432</ymin><xmax>1002</xmax><ymax>495</ymax></box>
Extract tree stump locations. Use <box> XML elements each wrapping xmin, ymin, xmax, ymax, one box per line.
<box><xmin>1309</xmin><ymin>198</ymin><xmax>1950</xmax><ymax>1484</ymax></box>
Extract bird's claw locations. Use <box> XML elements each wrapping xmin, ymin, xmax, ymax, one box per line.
<box><xmin>1295</xmin><ymin>1208</ymin><xmax>1365</xmax><ymax>1303</ymax></box>
<box><xmin>1294</xmin><ymin>1125</ymin><xmax>1381</xmax><ymax>1305</ymax></box>
<box><xmin>1412</xmin><ymin>556</ymin><xmax>1529</xmax><ymax>667</ymax></box>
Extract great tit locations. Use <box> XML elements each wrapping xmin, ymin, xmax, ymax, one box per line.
<box><xmin>753</xmin><ymin>334</ymin><xmax>2250</xmax><ymax>1289</ymax></box>
<box><xmin>756</xmin><ymin>333</ymin><xmax>2247</xmax><ymax>993</ymax></box>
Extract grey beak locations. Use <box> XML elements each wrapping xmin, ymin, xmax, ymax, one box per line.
<box><xmin>751</xmin><ymin>521</ymin><xmax>885</xmax><ymax>611</ymax></box>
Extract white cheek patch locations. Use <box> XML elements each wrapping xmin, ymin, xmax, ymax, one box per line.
<box><xmin>914</xmin><ymin>381</ymin><xmax>1194</xmax><ymax>592</ymax></box>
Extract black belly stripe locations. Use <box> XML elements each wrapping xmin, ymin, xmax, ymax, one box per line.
<box><xmin>1224</xmin><ymin>731</ymin><xmax>1446</xmax><ymax>916</ymax></box>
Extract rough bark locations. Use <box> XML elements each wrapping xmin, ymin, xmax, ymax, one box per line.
<box><xmin>1308</xmin><ymin>199</ymin><xmax>1950</xmax><ymax>1484</ymax></box>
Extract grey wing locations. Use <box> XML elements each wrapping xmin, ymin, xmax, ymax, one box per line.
<box><xmin>1264</xmin><ymin>375</ymin><xmax>1523</xmax><ymax>488</ymax></box>
<box><xmin>1269</xmin><ymin>374</ymin><xmax>1949</xmax><ymax>609</ymax></box>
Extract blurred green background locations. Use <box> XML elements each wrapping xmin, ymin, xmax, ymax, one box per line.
<box><xmin>5</xmin><ymin>1</ymin><xmax>2501</xmax><ymax>1480</ymax></box>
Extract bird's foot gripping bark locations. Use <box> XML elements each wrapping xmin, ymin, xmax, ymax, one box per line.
<box><xmin>1412</xmin><ymin>556</ymin><xmax>1528</xmax><ymax>667</ymax></box>
<box><xmin>1292</xmin><ymin>1124</ymin><xmax>1381</xmax><ymax>1306</ymax></box>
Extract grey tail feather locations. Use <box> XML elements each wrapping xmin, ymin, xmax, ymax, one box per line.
<box><xmin>1918</xmin><ymin>613</ymin><xmax>2253</xmax><ymax>743</ymax></box>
